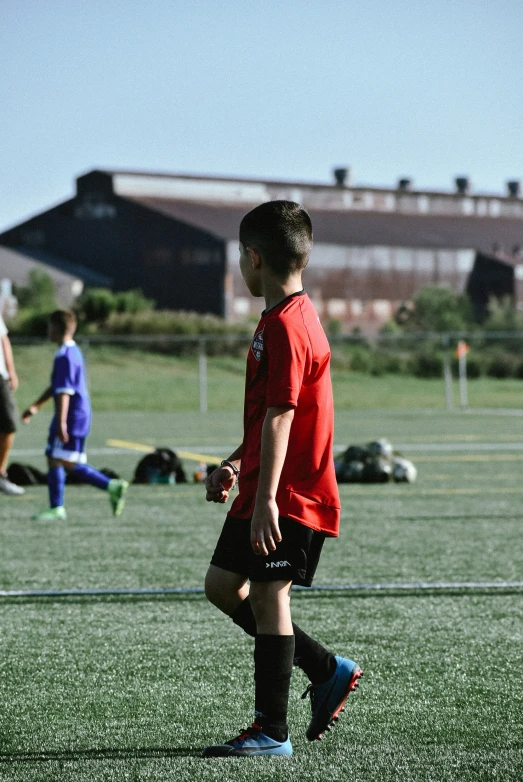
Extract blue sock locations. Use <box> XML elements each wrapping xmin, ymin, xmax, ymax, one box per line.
<box><xmin>48</xmin><ymin>466</ymin><xmax>66</xmax><ymax>508</ymax></box>
<box><xmin>72</xmin><ymin>463</ymin><xmax>111</xmax><ymax>490</ymax></box>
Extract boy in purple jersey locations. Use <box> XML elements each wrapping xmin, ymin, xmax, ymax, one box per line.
<box><xmin>22</xmin><ymin>310</ymin><xmax>128</xmax><ymax>521</ymax></box>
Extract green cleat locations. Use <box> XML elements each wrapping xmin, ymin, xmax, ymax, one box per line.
<box><xmin>31</xmin><ymin>506</ymin><xmax>67</xmax><ymax>521</ymax></box>
<box><xmin>108</xmin><ymin>479</ymin><xmax>129</xmax><ymax>516</ymax></box>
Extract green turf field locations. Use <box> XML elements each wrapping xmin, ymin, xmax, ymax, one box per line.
<box><xmin>11</xmin><ymin>342</ymin><xmax>523</xmax><ymax>412</ymax></box>
<box><xmin>1</xmin><ymin>407</ymin><xmax>522</xmax><ymax>780</ymax></box>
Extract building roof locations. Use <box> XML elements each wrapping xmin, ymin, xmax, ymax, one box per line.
<box><xmin>129</xmin><ymin>196</ymin><xmax>523</xmax><ymax>253</ymax></box>
<box><xmin>101</xmin><ymin>167</ymin><xmax>518</xmax><ymax>199</ymax></box>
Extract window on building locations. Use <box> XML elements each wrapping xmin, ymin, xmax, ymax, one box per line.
<box><xmin>180</xmin><ymin>248</ymin><xmax>221</xmax><ymax>265</ymax></box>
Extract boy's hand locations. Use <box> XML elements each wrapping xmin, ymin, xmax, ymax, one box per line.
<box><xmin>57</xmin><ymin>421</ymin><xmax>69</xmax><ymax>443</ymax></box>
<box><xmin>205</xmin><ymin>466</ymin><xmax>236</xmax><ymax>504</ymax></box>
<box><xmin>21</xmin><ymin>405</ymin><xmax>37</xmax><ymax>424</ymax></box>
<box><xmin>251</xmin><ymin>499</ymin><xmax>282</xmax><ymax>556</ymax></box>
<box><xmin>8</xmin><ymin>372</ymin><xmax>18</xmax><ymax>392</ymax></box>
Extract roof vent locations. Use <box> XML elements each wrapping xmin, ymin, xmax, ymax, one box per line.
<box><xmin>333</xmin><ymin>167</ymin><xmax>350</xmax><ymax>187</ymax></box>
<box><xmin>455</xmin><ymin>176</ymin><xmax>470</xmax><ymax>194</ymax></box>
<box><xmin>397</xmin><ymin>178</ymin><xmax>412</xmax><ymax>191</ymax></box>
<box><xmin>507</xmin><ymin>180</ymin><xmax>520</xmax><ymax>198</ymax></box>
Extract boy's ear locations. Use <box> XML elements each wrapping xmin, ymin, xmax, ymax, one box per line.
<box><xmin>247</xmin><ymin>247</ymin><xmax>263</xmax><ymax>269</ymax></box>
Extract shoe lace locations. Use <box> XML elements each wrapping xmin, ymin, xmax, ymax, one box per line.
<box><xmin>233</xmin><ymin>723</ymin><xmax>263</xmax><ymax>743</ymax></box>
<box><xmin>301</xmin><ymin>683</ymin><xmax>317</xmax><ymax>709</ymax></box>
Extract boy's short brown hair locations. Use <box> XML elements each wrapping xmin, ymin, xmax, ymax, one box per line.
<box><xmin>239</xmin><ymin>200</ymin><xmax>313</xmax><ymax>279</ymax></box>
<box><xmin>49</xmin><ymin>309</ymin><xmax>77</xmax><ymax>336</ymax></box>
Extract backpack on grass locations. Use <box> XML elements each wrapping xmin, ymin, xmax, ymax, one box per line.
<box><xmin>132</xmin><ymin>448</ymin><xmax>187</xmax><ymax>485</ymax></box>
<box><xmin>334</xmin><ymin>439</ymin><xmax>417</xmax><ymax>484</ymax></box>
<box><xmin>7</xmin><ymin>463</ymin><xmax>48</xmax><ymax>486</ymax></box>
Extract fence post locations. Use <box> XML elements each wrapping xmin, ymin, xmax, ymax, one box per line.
<box><xmin>199</xmin><ymin>338</ymin><xmax>208</xmax><ymax>414</ymax></box>
<box><xmin>442</xmin><ymin>335</ymin><xmax>454</xmax><ymax>411</ymax></box>
<box><xmin>457</xmin><ymin>340</ymin><xmax>469</xmax><ymax>408</ymax></box>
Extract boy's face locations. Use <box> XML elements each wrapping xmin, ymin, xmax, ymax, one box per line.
<box><xmin>239</xmin><ymin>242</ymin><xmax>262</xmax><ymax>297</ymax></box>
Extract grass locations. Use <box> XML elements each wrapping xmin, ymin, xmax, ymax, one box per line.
<box><xmin>1</xmin><ymin>408</ymin><xmax>523</xmax><ymax>780</ymax></box>
<box><xmin>11</xmin><ymin>343</ymin><xmax>523</xmax><ymax>412</ymax></box>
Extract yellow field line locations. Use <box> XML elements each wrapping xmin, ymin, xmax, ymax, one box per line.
<box><xmin>107</xmin><ymin>439</ymin><xmax>154</xmax><ymax>453</ymax></box>
<box><xmin>106</xmin><ymin>439</ymin><xmax>222</xmax><ymax>464</ymax></box>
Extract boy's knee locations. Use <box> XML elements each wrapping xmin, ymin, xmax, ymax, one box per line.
<box><xmin>48</xmin><ymin>457</ymin><xmax>75</xmax><ymax>472</ymax></box>
<box><xmin>204</xmin><ymin>569</ymin><xmax>220</xmax><ymax>605</ymax></box>
<box><xmin>204</xmin><ymin>566</ymin><xmax>248</xmax><ymax>615</ymax></box>
<box><xmin>250</xmin><ymin>580</ymin><xmax>291</xmax><ymax>618</ymax></box>
<box><xmin>204</xmin><ymin>568</ymin><xmax>233</xmax><ymax>611</ymax></box>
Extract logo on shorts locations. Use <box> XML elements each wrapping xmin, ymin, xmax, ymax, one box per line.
<box><xmin>251</xmin><ymin>328</ymin><xmax>264</xmax><ymax>361</ymax></box>
<box><xmin>266</xmin><ymin>560</ymin><xmax>291</xmax><ymax>569</ymax></box>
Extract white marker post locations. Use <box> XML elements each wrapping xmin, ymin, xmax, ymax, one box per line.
<box><xmin>456</xmin><ymin>340</ymin><xmax>469</xmax><ymax>408</ymax></box>
<box><xmin>442</xmin><ymin>336</ymin><xmax>454</xmax><ymax>410</ymax></box>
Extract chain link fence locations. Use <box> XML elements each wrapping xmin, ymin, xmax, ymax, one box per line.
<box><xmin>11</xmin><ymin>331</ymin><xmax>523</xmax><ymax>413</ymax></box>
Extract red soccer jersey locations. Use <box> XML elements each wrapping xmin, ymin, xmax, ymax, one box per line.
<box><xmin>228</xmin><ymin>291</ymin><xmax>341</xmax><ymax>536</ymax></box>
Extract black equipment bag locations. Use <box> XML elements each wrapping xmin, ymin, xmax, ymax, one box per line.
<box><xmin>132</xmin><ymin>448</ymin><xmax>187</xmax><ymax>484</ymax></box>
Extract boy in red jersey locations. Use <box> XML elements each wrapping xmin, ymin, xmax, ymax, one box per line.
<box><xmin>202</xmin><ymin>201</ymin><xmax>362</xmax><ymax>758</ymax></box>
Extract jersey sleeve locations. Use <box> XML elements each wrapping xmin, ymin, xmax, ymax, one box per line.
<box><xmin>53</xmin><ymin>355</ymin><xmax>76</xmax><ymax>395</ymax></box>
<box><xmin>266</xmin><ymin>317</ymin><xmax>309</xmax><ymax>408</ymax></box>
<box><xmin>0</xmin><ymin>316</ymin><xmax>8</xmax><ymax>338</ymax></box>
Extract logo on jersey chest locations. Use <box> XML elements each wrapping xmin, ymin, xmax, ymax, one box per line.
<box><xmin>251</xmin><ymin>328</ymin><xmax>265</xmax><ymax>361</ymax></box>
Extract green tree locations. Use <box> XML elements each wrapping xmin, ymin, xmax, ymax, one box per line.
<box><xmin>395</xmin><ymin>285</ymin><xmax>474</xmax><ymax>333</ymax></box>
<box><xmin>14</xmin><ymin>270</ymin><xmax>56</xmax><ymax>311</ymax></box>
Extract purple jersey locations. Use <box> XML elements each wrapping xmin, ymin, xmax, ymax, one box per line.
<box><xmin>50</xmin><ymin>340</ymin><xmax>91</xmax><ymax>437</ymax></box>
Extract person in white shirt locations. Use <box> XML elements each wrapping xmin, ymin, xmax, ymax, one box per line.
<box><xmin>0</xmin><ymin>314</ymin><xmax>24</xmax><ymax>495</ymax></box>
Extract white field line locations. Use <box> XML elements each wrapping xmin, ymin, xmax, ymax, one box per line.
<box><xmin>1</xmin><ymin>581</ymin><xmax>522</xmax><ymax>599</ymax></box>
<box><xmin>12</xmin><ymin>441</ymin><xmax>523</xmax><ymax>459</ymax></box>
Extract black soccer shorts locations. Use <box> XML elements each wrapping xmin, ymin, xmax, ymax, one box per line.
<box><xmin>210</xmin><ymin>515</ymin><xmax>326</xmax><ymax>587</ymax></box>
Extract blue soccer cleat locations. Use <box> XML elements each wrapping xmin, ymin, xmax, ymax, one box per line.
<box><xmin>202</xmin><ymin>723</ymin><xmax>293</xmax><ymax>757</ymax></box>
<box><xmin>302</xmin><ymin>655</ymin><xmax>363</xmax><ymax>741</ymax></box>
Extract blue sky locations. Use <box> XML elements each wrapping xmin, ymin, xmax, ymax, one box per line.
<box><xmin>1</xmin><ymin>0</ymin><xmax>522</xmax><ymax>231</ymax></box>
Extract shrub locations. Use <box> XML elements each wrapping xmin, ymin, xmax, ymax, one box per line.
<box><xmin>394</xmin><ymin>285</ymin><xmax>475</xmax><ymax>333</ymax></box>
<box><xmin>377</xmin><ymin>351</ymin><xmax>406</xmax><ymax>374</ymax></box>
<box><xmin>486</xmin><ymin>352</ymin><xmax>518</xmax><ymax>379</ymax></box>
<box><xmin>409</xmin><ymin>349</ymin><xmax>443</xmax><ymax>378</ymax></box>
<box><xmin>114</xmin><ymin>289</ymin><xmax>155</xmax><ymax>314</ymax></box>
<box><xmin>349</xmin><ymin>347</ymin><xmax>373</xmax><ymax>373</ymax></box>
<box><xmin>13</xmin><ymin>270</ymin><xmax>56</xmax><ymax>312</ymax></box>
<box><xmin>77</xmin><ymin>288</ymin><xmax>118</xmax><ymax>323</ymax></box>
<box><xmin>11</xmin><ymin>310</ymin><xmax>51</xmax><ymax>337</ymax></box>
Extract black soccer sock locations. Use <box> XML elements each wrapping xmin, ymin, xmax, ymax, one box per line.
<box><xmin>231</xmin><ymin>597</ymin><xmax>337</xmax><ymax>685</ymax></box>
<box><xmin>254</xmin><ymin>634</ymin><xmax>295</xmax><ymax>742</ymax></box>
<box><xmin>231</xmin><ymin>596</ymin><xmax>258</xmax><ymax>636</ymax></box>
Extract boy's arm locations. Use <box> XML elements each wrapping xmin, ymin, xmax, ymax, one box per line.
<box><xmin>205</xmin><ymin>444</ymin><xmax>242</xmax><ymax>503</ymax></box>
<box><xmin>21</xmin><ymin>386</ymin><xmax>54</xmax><ymax>423</ymax></box>
<box><xmin>251</xmin><ymin>405</ymin><xmax>295</xmax><ymax>556</ymax></box>
<box><xmin>1</xmin><ymin>335</ymin><xmax>18</xmax><ymax>391</ymax></box>
<box><xmin>55</xmin><ymin>393</ymin><xmax>70</xmax><ymax>442</ymax></box>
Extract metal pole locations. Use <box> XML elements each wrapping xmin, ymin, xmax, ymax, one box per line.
<box><xmin>459</xmin><ymin>350</ymin><xmax>468</xmax><ymax>408</ymax></box>
<box><xmin>198</xmin><ymin>338</ymin><xmax>207</xmax><ymax>414</ymax></box>
<box><xmin>442</xmin><ymin>336</ymin><xmax>454</xmax><ymax>411</ymax></box>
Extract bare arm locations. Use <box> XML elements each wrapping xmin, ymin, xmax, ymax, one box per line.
<box><xmin>21</xmin><ymin>386</ymin><xmax>54</xmax><ymax>423</ymax></box>
<box><xmin>205</xmin><ymin>444</ymin><xmax>242</xmax><ymax>504</ymax></box>
<box><xmin>251</xmin><ymin>405</ymin><xmax>295</xmax><ymax>555</ymax></box>
<box><xmin>1</xmin><ymin>335</ymin><xmax>18</xmax><ymax>391</ymax></box>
